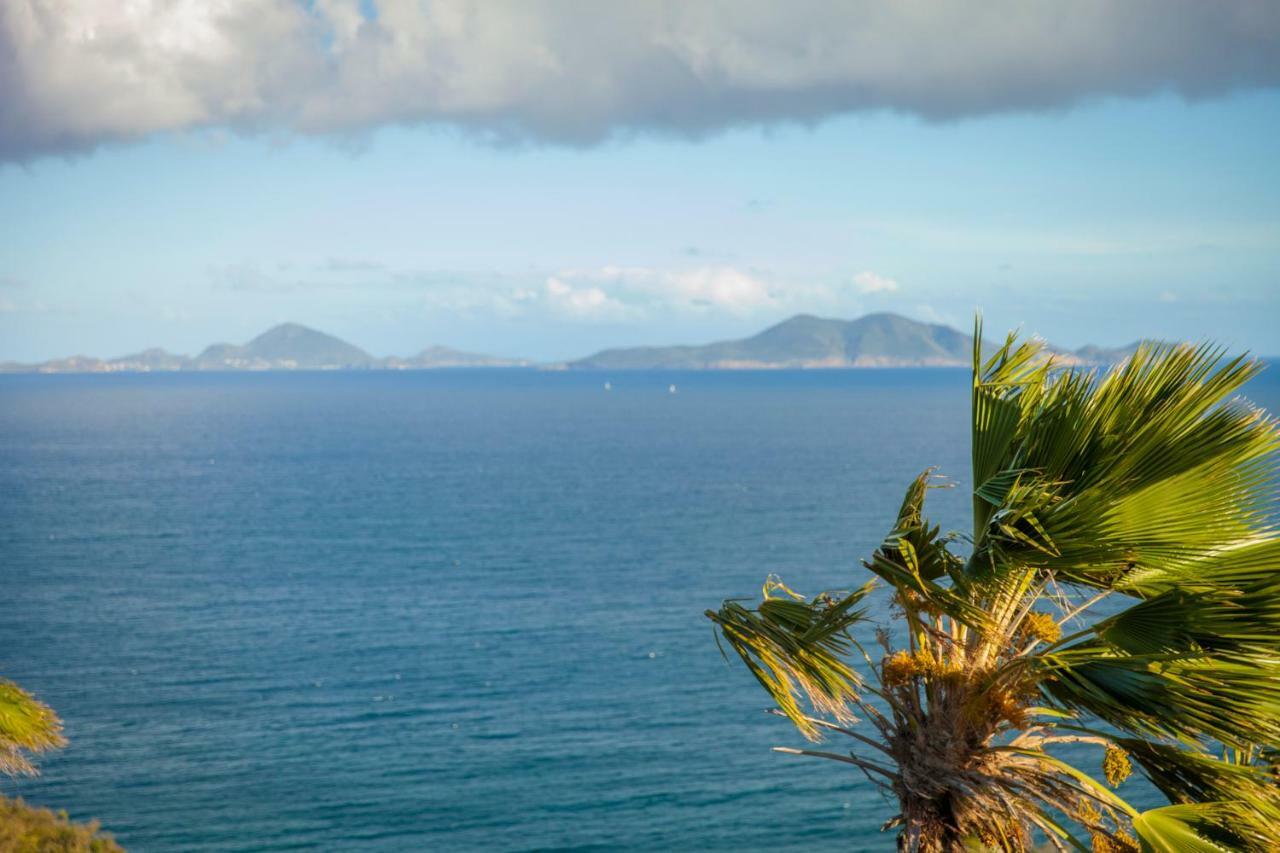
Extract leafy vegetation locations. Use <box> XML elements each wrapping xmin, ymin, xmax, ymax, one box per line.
<box><xmin>708</xmin><ymin>321</ymin><xmax>1280</xmax><ymax>851</ymax></box>
<box><xmin>1</xmin><ymin>679</ymin><xmax>122</xmax><ymax>851</ymax></box>
<box><xmin>0</xmin><ymin>679</ymin><xmax>65</xmax><ymax>777</ymax></box>
<box><xmin>0</xmin><ymin>797</ymin><xmax>124</xmax><ymax>852</ymax></box>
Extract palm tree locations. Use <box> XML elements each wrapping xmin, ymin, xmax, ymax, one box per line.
<box><xmin>708</xmin><ymin>322</ymin><xmax>1280</xmax><ymax>851</ymax></box>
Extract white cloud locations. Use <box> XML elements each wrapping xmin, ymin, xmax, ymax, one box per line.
<box><xmin>661</xmin><ymin>267</ymin><xmax>774</xmax><ymax>311</ymax></box>
<box><xmin>575</xmin><ymin>266</ymin><xmax>777</xmax><ymax>314</ymax></box>
<box><xmin>2</xmin><ymin>0</ymin><xmax>1277</xmax><ymax>161</ymax></box>
<box><xmin>543</xmin><ymin>276</ymin><xmax>636</xmax><ymax>321</ymax></box>
<box><xmin>418</xmin><ymin>282</ymin><xmax>527</xmax><ymax>317</ymax></box>
<box><xmin>545</xmin><ymin>262</ymin><xmax>885</xmax><ymax>318</ymax></box>
<box><xmin>852</xmin><ymin>271</ymin><xmax>899</xmax><ymax>294</ymax></box>
<box><xmin>1158</xmin><ymin>290</ymin><xmax>1179</xmax><ymax>302</ymax></box>
<box><xmin>912</xmin><ymin>303</ymin><xmax>960</xmax><ymax>328</ymax></box>
<box><xmin>204</xmin><ymin>259</ymin><xmax>876</xmax><ymax>323</ymax></box>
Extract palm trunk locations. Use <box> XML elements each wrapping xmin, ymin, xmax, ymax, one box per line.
<box><xmin>900</xmin><ymin>793</ymin><xmax>963</xmax><ymax>852</ymax></box>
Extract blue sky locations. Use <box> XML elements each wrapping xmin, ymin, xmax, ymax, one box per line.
<box><xmin>1</xmin><ymin>2</ymin><xmax>1278</xmax><ymax>362</ymax></box>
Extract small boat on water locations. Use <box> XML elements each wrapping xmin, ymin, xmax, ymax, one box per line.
<box><xmin>668</xmin><ymin>384</ymin><xmax>677</xmax><ymax>394</ymax></box>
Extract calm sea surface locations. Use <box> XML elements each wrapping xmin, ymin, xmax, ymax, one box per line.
<box><xmin>2</xmin><ymin>368</ymin><xmax>1277</xmax><ymax>851</ymax></box>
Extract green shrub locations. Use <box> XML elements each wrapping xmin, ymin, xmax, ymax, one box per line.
<box><xmin>0</xmin><ymin>796</ymin><xmax>124</xmax><ymax>852</ymax></box>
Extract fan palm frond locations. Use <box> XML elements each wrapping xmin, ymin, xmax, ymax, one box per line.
<box><xmin>0</xmin><ymin>679</ymin><xmax>65</xmax><ymax>777</ymax></box>
<box><xmin>707</xmin><ymin>578</ymin><xmax>876</xmax><ymax>739</ymax></box>
<box><xmin>708</xmin><ymin>317</ymin><xmax>1280</xmax><ymax>851</ymax></box>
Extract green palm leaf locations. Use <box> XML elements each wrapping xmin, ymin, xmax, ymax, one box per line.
<box><xmin>1132</xmin><ymin>803</ymin><xmax>1265</xmax><ymax>852</ymax></box>
<box><xmin>1117</xmin><ymin>737</ymin><xmax>1280</xmax><ymax>846</ymax></box>
<box><xmin>1092</xmin><ymin>579</ymin><xmax>1280</xmax><ymax>657</ymax></box>
<box><xmin>708</xmin><ymin>319</ymin><xmax>1280</xmax><ymax>851</ymax></box>
<box><xmin>707</xmin><ymin>579</ymin><xmax>875</xmax><ymax>740</ymax></box>
<box><xmin>0</xmin><ymin>679</ymin><xmax>66</xmax><ymax>777</ymax></box>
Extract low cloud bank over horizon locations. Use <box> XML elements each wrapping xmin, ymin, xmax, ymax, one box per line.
<box><xmin>3</xmin><ymin>0</ymin><xmax>1279</xmax><ymax>162</ymax></box>
<box><xmin>210</xmin><ymin>259</ymin><xmax>896</xmax><ymax>324</ymax></box>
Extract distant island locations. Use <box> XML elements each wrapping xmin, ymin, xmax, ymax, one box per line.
<box><xmin>2</xmin><ymin>314</ymin><xmax>1145</xmax><ymax>374</ymax></box>
<box><xmin>1</xmin><ymin>323</ymin><xmax>529</xmax><ymax>373</ymax></box>
<box><xmin>569</xmin><ymin>313</ymin><xmax>1143</xmax><ymax>369</ymax></box>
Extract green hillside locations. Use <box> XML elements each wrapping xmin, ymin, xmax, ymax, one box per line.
<box><xmin>572</xmin><ymin>313</ymin><xmax>977</xmax><ymax>369</ymax></box>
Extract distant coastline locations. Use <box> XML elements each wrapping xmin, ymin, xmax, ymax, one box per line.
<box><xmin>2</xmin><ymin>313</ymin><xmax>1155</xmax><ymax>375</ymax></box>
<box><xmin>1</xmin><ymin>323</ymin><xmax>530</xmax><ymax>375</ymax></box>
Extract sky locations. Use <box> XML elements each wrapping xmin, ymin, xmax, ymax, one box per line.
<box><xmin>1</xmin><ymin>0</ymin><xmax>1278</xmax><ymax>362</ymax></box>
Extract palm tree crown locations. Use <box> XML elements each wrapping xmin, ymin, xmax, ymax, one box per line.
<box><xmin>708</xmin><ymin>322</ymin><xmax>1280</xmax><ymax>851</ymax></box>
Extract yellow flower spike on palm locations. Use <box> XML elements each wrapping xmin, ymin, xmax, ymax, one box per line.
<box><xmin>912</xmin><ymin>648</ymin><xmax>937</xmax><ymax>676</ymax></box>
<box><xmin>1090</xmin><ymin>830</ymin><xmax>1140</xmax><ymax>853</ymax></box>
<box><xmin>1072</xmin><ymin>797</ymin><xmax>1102</xmax><ymax>827</ymax></box>
<box><xmin>881</xmin><ymin>650</ymin><xmax>917</xmax><ymax>689</ymax></box>
<box><xmin>1103</xmin><ymin>743</ymin><xmax>1132</xmax><ymax>787</ymax></box>
<box><xmin>1019</xmin><ymin>610</ymin><xmax>1061</xmax><ymax>645</ymax></box>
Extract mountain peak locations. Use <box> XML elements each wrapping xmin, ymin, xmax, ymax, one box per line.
<box><xmin>572</xmin><ymin>312</ymin><xmax>976</xmax><ymax>369</ymax></box>
<box><xmin>249</xmin><ymin>322</ymin><xmax>342</xmax><ymax>345</ymax></box>
<box><xmin>256</xmin><ymin>321</ymin><xmax>308</xmax><ymax>334</ymax></box>
<box><xmin>772</xmin><ymin>312</ymin><xmax>826</xmax><ymax>324</ymax></box>
<box><xmin>197</xmin><ymin>322</ymin><xmax>375</xmax><ymax>369</ymax></box>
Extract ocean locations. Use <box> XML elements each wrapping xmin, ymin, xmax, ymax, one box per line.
<box><xmin>2</xmin><ymin>368</ymin><xmax>1276</xmax><ymax>851</ymax></box>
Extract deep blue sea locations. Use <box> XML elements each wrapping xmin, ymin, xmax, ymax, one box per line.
<box><xmin>2</xmin><ymin>368</ymin><xmax>1277</xmax><ymax>851</ymax></box>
